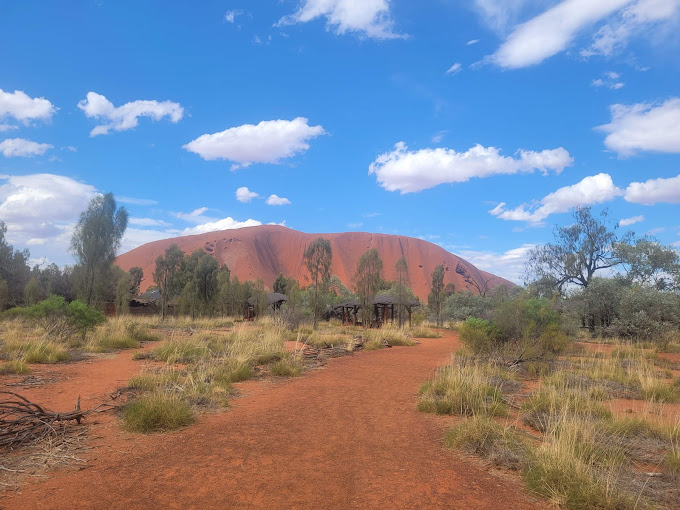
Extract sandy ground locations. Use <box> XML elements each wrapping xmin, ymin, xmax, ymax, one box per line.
<box><xmin>1</xmin><ymin>331</ymin><xmax>545</xmax><ymax>510</ymax></box>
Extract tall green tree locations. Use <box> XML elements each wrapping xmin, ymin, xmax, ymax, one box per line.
<box><xmin>304</xmin><ymin>237</ymin><xmax>332</xmax><ymax>328</ymax></box>
<box><xmin>615</xmin><ymin>237</ymin><xmax>680</xmax><ymax>290</ymax></box>
<box><xmin>70</xmin><ymin>192</ymin><xmax>128</xmax><ymax>306</ymax></box>
<box><xmin>429</xmin><ymin>264</ymin><xmax>445</xmax><ymax>326</ymax></box>
<box><xmin>153</xmin><ymin>244</ymin><xmax>184</xmax><ymax>320</ymax></box>
<box><xmin>395</xmin><ymin>256</ymin><xmax>408</xmax><ymax>327</ymax></box>
<box><xmin>355</xmin><ymin>249</ymin><xmax>383</xmax><ymax>326</ymax></box>
<box><xmin>0</xmin><ymin>221</ymin><xmax>31</xmax><ymax>306</ymax></box>
<box><xmin>525</xmin><ymin>207</ymin><xmax>623</xmax><ymax>291</ymax></box>
<box><xmin>178</xmin><ymin>250</ymin><xmax>220</xmax><ymax>318</ymax></box>
<box><xmin>273</xmin><ymin>273</ymin><xmax>288</xmax><ymax>294</ymax></box>
<box><xmin>129</xmin><ymin>267</ymin><xmax>144</xmax><ymax>296</ymax></box>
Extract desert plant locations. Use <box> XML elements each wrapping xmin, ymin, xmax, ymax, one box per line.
<box><xmin>122</xmin><ymin>391</ymin><xmax>194</xmax><ymax>433</ymax></box>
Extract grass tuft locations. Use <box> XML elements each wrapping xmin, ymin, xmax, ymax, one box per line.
<box><xmin>122</xmin><ymin>391</ymin><xmax>195</xmax><ymax>432</ymax></box>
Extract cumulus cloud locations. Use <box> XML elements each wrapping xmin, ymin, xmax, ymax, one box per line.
<box><xmin>77</xmin><ymin>92</ymin><xmax>184</xmax><ymax>136</ymax></box>
<box><xmin>0</xmin><ymin>173</ymin><xmax>98</xmax><ymax>256</ymax></box>
<box><xmin>619</xmin><ymin>215</ymin><xmax>644</xmax><ymax>226</ymax></box>
<box><xmin>183</xmin><ymin>117</ymin><xmax>325</xmax><ymax>169</ymax></box>
<box><xmin>236</xmin><ymin>186</ymin><xmax>259</xmax><ymax>203</ymax></box>
<box><xmin>624</xmin><ymin>174</ymin><xmax>680</xmax><ymax>204</ymax></box>
<box><xmin>0</xmin><ymin>138</ymin><xmax>53</xmax><ymax>158</ymax></box>
<box><xmin>369</xmin><ymin>142</ymin><xmax>573</xmax><ymax>194</ymax></box>
<box><xmin>446</xmin><ymin>63</ymin><xmax>463</xmax><ymax>75</ymax></box>
<box><xmin>0</xmin><ymin>89</ymin><xmax>56</xmax><ymax>126</ymax></box>
<box><xmin>583</xmin><ymin>0</ymin><xmax>680</xmax><ymax>57</ymax></box>
<box><xmin>490</xmin><ymin>173</ymin><xmax>623</xmax><ymax>223</ymax></box>
<box><xmin>266</xmin><ymin>194</ymin><xmax>291</xmax><ymax>206</ymax></box>
<box><xmin>277</xmin><ymin>0</ymin><xmax>405</xmax><ymax>39</ymax></box>
<box><xmin>597</xmin><ymin>98</ymin><xmax>680</xmax><ymax>156</ymax></box>
<box><xmin>491</xmin><ymin>0</ymin><xmax>630</xmax><ymax>68</ymax></box>
<box><xmin>182</xmin><ymin>217</ymin><xmax>263</xmax><ymax>235</ymax></box>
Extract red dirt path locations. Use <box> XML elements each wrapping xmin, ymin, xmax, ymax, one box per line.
<box><xmin>2</xmin><ymin>331</ymin><xmax>545</xmax><ymax>510</ymax></box>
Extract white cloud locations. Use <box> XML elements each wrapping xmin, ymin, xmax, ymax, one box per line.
<box><xmin>117</xmin><ymin>196</ymin><xmax>159</xmax><ymax>206</ymax></box>
<box><xmin>77</xmin><ymin>92</ymin><xmax>184</xmax><ymax>136</ymax></box>
<box><xmin>224</xmin><ymin>9</ymin><xmax>244</xmax><ymax>23</ymax></box>
<box><xmin>490</xmin><ymin>173</ymin><xmax>623</xmax><ymax>223</ymax></box>
<box><xmin>0</xmin><ymin>138</ymin><xmax>53</xmax><ymax>158</ymax></box>
<box><xmin>119</xmin><ymin>228</ymin><xmax>174</xmax><ymax>255</ymax></box>
<box><xmin>128</xmin><ymin>217</ymin><xmax>172</xmax><ymax>227</ymax></box>
<box><xmin>0</xmin><ymin>174</ymin><xmax>98</xmax><ymax>260</ymax></box>
<box><xmin>619</xmin><ymin>215</ymin><xmax>644</xmax><ymax>226</ymax></box>
<box><xmin>472</xmin><ymin>0</ymin><xmax>539</xmax><ymax>33</ymax></box>
<box><xmin>491</xmin><ymin>0</ymin><xmax>630</xmax><ymax>69</ymax></box>
<box><xmin>624</xmin><ymin>173</ymin><xmax>680</xmax><ymax>204</ymax></box>
<box><xmin>176</xmin><ymin>207</ymin><xmax>211</xmax><ymax>223</ymax></box>
<box><xmin>466</xmin><ymin>39</ymin><xmax>480</xmax><ymax>45</ymax></box>
<box><xmin>597</xmin><ymin>98</ymin><xmax>680</xmax><ymax>156</ymax></box>
<box><xmin>369</xmin><ymin>142</ymin><xmax>573</xmax><ymax>194</ymax></box>
<box><xmin>266</xmin><ymin>194</ymin><xmax>291</xmax><ymax>206</ymax></box>
<box><xmin>432</xmin><ymin>130</ymin><xmax>448</xmax><ymax>144</ymax></box>
<box><xmin>583</xmin><ymin>0</ymin><xmax>680</xmax><ymax>57</ymax></box>
<box><xmin>592</xmin><ymin>71</ymin><xmax>625</xmax><ymax>89</ymax></box>
<box><xmin>182</xmin><ymin>217</ymin><xmax>263</xmax><ymax>235</ymax></box>
<box><xmin>277</xmin><ymin>0</ymin><xmax>405</xmax><ymax>39</ymax></box>
<box><xmin>236</xmin><ymin>186</ymin><xmax>259</xmax><ymax>203</ymax></box>
<box><xmin>0</xmin><ymin>89</ymin><xmax>56</xmax><ymax>125</ymax></box>
<box><xmin>446</xmin><ymin>62</ymin><xmax>463</xmax><ymax>74</ymax></box>
<box><xmin>183</xmin><ymin>117</ymin><xmax>325</xmax><ymax>168</ymax></box>
<box><xmin>457</xmin><ymin>243</ymin><xmax>536</xmax><ymax>284</ymax></box>
<box><xmin>0</xmin><ymin>124</ymin><xmax>18</xmax><ymax>132</ymax></box>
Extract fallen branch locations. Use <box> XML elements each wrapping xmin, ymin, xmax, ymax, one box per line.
<box><xmin>0</xmin><ymin>391</ymin><xmax>115</xmax><ymax>449</ymax></box>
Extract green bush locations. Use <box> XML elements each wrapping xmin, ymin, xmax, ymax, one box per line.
<box><xmin>458</xmin><ymin>317</ymin><xmax>501</xmax><ymax>355</ymax></box>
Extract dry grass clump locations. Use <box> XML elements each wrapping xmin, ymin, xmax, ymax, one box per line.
<box><xmin>0</xmin><ymin>320</ymin><xmax>70</xmax><ymax>364</ymax></box>
<box><xmin>524</xmin><ymin>417</ymin><xmax>637</xmax><ymax>510</ymax></box>
<box><xmin>0</xmin><ymin>360</ymin><xmax>31</xmax><ymax>375</ymax></box>
<box><xmin>365</xmin><ymin>326</ymin><xmax>416</xmax><ymax>347</ymax></box>
<box><xmin>445</xmin><ymin>415</ymin><xmax>528</xmax><ymax>470</ymax></box>
<box><xmin>410</xmin><ymin>326</ymin><xmax>442</xmax><ymax>338</ymax></box>
<box><xmin>83</xmin><ymin>319</ymin><xmax>160</xmax><ymax>352</ymax></box>
<box><xmin>418</xmin><ymin>363</ymin><xmax>508</xmax><ymax>417</ymax></box>
<box><xmin>269</xmin><ymin>354</ymin><xmax>303</xmax><ymax>377</ymax></box>
<box><xmin>122</xmin><ymin>391</ymin><xmax>194</xmax><ymax>433</ymax></box>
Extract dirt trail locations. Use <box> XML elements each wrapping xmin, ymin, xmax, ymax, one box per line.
<box><xmin>2</xmin><ymin>332</ymin><xmax>544</xmax><ymax>509</ymax></box>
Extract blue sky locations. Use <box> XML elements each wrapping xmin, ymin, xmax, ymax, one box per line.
<box><xmin>1</xmin><ymin>0</ymin><xmax>679</xmax><ymax>282</ymax></box>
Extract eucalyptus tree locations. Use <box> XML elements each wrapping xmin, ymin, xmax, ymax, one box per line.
<box><xmin>304</xmin><ymin>237</ymin><xmax>332</xmax><ymax>328</ymax></box>
<box><xmin>70</xmin><ymin>193</ymin><xmax>128</xmax><ymax>306</ymax></box>
<box><xmin>355</xmin><ymin>249</ymin><xmax>383</xmax><ymax>326</ymax></box>
<box><xmin>429</xmin><ymin>264</ymin><xmax>445</xmax><ymax>326</ymax></box>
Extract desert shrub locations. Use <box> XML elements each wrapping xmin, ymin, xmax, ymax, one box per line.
<box><xmin>443</xmin><ymin>291</ymin><xmax>492</xmax><ymax>322</ymax></box>
<box><xmin>122</xmin><ymin>392</ymin><xmax>194</xmax><ymax>433</ymax></box>
<box><xmin>12</xmin><ymin>295</ymin><xmax>106</xmax><ymax>339</ymax></box>
<box><xmin>153</xmin><ymin>337</ymin><xmax>210</xmax><ymax>363</ymax></box>
<box><xmin>2</xmin><ymin>337</ymin><xmax>70</xmax><ymax>364</ymax></box>
<box><xmin>411</xmin><ymin>310</ymin><xmax>426</xmax><ymax>326</ymax></box>
<box><xmin>606</xmin><ymin>286</ymin><xmax>680</xmax><ymax>340</ymax></box>
<box><xmin>458</xmin><ymin>317</ymin><xmax>501</xmax><ymax>355</ymax></box>
<box><xmin>418</xmin><ymin>363</ymin><xmax>507</xmax><ymax>417</ymax></box>
<box><xmin>128</xmin><ymin>369</ymin><xmax>182</xmax><ymax>391</ymax></box>
<box><xmin>445</xmin><ymin>416</ymin><xmax>527</xmax><ymax>470</ymax></box>
<box><xmin>665</xmin><ymin>450</ymin><xmax>680</xmax><ymax>477</ymax></box>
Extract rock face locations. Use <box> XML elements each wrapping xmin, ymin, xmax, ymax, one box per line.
<box><xmin>115</xmin><ymin>225</ymin><xmax>514</xmax><ymax>300</ymax></box>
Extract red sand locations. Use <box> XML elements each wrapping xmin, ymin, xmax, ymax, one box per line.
<box><xmin>1</xmin><ymin>331</ymin><xmax>544</xmax><ymax>510</ymax></box>
<box><xmin>115</xmin><ymin>225</ymin><xmax>514</xmax><ymax>300</ymax></box>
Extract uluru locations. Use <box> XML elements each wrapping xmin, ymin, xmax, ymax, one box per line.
<box><xmin>115</xmin><ymin>225</ymin><xmax>513</xmax><ymax>300</ymax></box>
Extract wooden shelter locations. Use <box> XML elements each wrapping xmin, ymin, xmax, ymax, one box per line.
<box><xmin>245</xmin><ymin>292</ymin><xmax>288</xmax><ymax>320</ymax></box>
<box><xmin>334</xmin><ymin>295</ymin><xmax>420</xmax><ymax>327</ymax></box>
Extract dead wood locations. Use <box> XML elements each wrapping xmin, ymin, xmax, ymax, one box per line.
<box><xmin>0</xmin><ymin>391</ymin><xmax>115</xmax><ymax>449</ymax></box>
